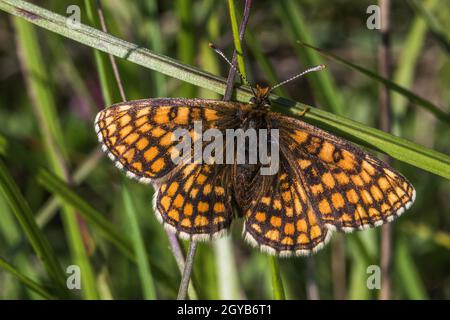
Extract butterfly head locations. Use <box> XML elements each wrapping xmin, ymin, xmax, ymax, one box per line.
<box><xmin>249</xmin><ymin>84</ymin><xmax>271</xmax><ymax>110</ymax></box>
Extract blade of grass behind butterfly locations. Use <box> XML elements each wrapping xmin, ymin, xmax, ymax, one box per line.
<box><xmin>121</xmin><ymin>182</ymin><xmax>157</xmax><ymax>299</ymax></box>
<box><xmin>13</xmin><ymin>17</ymin><xmax>98</xmax><ymax>299</ymax></box>
<box><xmin>0</xmin><ymin>135</ymin><xmax>6</xmax><ymax>155</ymax></box>
<box><xmin>391</xmin><ymin>0</ymin><xmax>439</xmax><ymax>129</ymax></box>
<box><xmin>0</xmin><ymin>190</ymin><xmax>44</xmax><ymax>299</ymax></box>
<box><xmin>175</xmin><ymin>0</ymin><xmax>196</xmax><ymax>98</ymax></box>
<box><xmin>346</xmin><ymin>231</ymin><xmax>378</xmax><ymax>299</ymax></box>
<box><xmin>0</xmin><ymin>159</ymin><xmax>69</xmax><ymax>298</ymax></box>
<box><xmin>300</xmin><ymin>42</ymin><xmax>450</xmax><ymax>124</ymax></box>
<box><xmin>198</xmin><ymin>5</ymin><xmax>242</xmax><ymax>300</ymax></box>
<box><xmin>0</xmin><ymin>257</ymin><xmax>56</xmax><ymax>299</ymax></box>
<box><xmin>84</xmin><ymin>0</ymin><xmax>118</xmax><ymax>106</ymax></box>
<box><xmin>276</xmin><ymin>0</ymin><xmax>344</xmax><ymax>116</ymax></box>
<box><xmin>408</xmin><ymin>0</ymin><xmax>450</xmax><ymax>53</ymax></box>
<box><xmin>228</xmin><ymin>0</ymin><xmax>285</xmax><ymax>300</ymax></box>
<box><xmin>2</xmin><ymin>0</ymin><xmax>450</xmax><ymax>180</ymax></box>
<box><xmin>394</xmin><ymin>235</ymin><xmax>428</xmax><ymax>299</ymax></box>
<box><xmin>142</xmin><ymin>0</ymin><xmax>166</xmax><ymax>97</ymax></box>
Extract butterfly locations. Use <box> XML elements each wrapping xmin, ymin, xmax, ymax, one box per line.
<box><xmin>94</xmin><ymin>63</ymin><xmax>415</xmax><ymax>257</ymax></box>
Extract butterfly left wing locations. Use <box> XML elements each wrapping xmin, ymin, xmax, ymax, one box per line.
<box><xmin>95</xmin><ymin>98</ymin><xmax>241</xmax><ymax>184</ymax></box>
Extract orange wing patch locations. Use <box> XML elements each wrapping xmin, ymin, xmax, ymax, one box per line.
<box><xmin>155</xmin><ymin>163</ymin><xmax>233</xmax><ymax>240</ymax></box>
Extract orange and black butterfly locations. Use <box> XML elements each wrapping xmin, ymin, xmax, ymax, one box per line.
<box><xmin>95</xmin><ymin>62</ymin><xmax>415</xmax><ymax>257</ymax></box>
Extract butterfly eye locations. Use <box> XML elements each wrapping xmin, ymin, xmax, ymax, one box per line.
<box><xmin>249</xmin><ymin>97</ymin><xmax>256</xmax><ymax>105</ymax></box>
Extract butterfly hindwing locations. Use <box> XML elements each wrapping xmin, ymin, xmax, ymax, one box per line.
<box><xmin>155</xmin><ymin>163</ymin><xmax>234</xmax><ymax>240</ymax></box>
<box><xmin>242</xmin><ymin>159</ymin><xmax>331</xmax><ymax>256</ymax></box>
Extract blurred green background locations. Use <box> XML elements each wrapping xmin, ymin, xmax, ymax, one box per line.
<box><xmin>0</xmin><ymin>0</ymin><xmax>449</xmax><ymax>300</ymax></box>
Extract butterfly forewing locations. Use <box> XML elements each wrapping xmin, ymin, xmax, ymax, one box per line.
<box><xmin>277</xmin><ymin>113</ymin><xmax>415</xmax><ymax>232</ymax></box>
<box><xmin>95</xmin><ymin>98</ymin><xmax>241</xmax><ymax>184</ymax></box>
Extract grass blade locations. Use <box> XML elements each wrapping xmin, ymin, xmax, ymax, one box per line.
<box><xmin>227</xmin><ymin>0</ymin><xmax>286</xmax><ymax>300</ymax></box>
<box><xmin>37</xmin><ymin>169</ymin><xmax>134</xmax><ymax>260</ymax></box>
<box><xmin>36</xmin><ymin>168</ymin><xmax>176</xmax><ymax>290</ymax></box>
<box><xmin>228</xmin><ymin>0</ymin><xmax>247</xmax><ymax>78</ymax></box>
<box><xmin>269</xmin><ymin>256</ymin><xmax>286</xmax><ymax>300</ymax></box>
<box><xmin>392</xmin><ymin>0</ymin><xmax>439</xmax><ymax>118</ymax></box>
<box><xmin>277</xmin><ymin>0</ymin><xmax>344</xmax><ymax>115</ymax></box>
<box><xmin>300</xmin><ymin>42</ymin><xmax>450</xmax><ymax>124</ymax></box>
<box><xmin>0</xmin><ymin>256</ymin><xmax>56</xmax><ymax>300</ymax></box>
<box><xmin>122</xmin><ymin>184</ymin><xmax>157</xmax><ymax>299</ymax></box>
<box><xmin>408</xmin><ymin>0</ymin><xmax>450</xmax><ymax>53</ymax></box>
<box><xmin>0</xmin><ymin>159</ymin><xmax>69</xmax><ymax>297</ymax></box>
<box><xmin>395</xmin><ymin>236</ymin><xmax>428</xmax><ymax>299</ymax></box>
<box><xmin>13</xmin><ymin>15</ymin><xmax>98</xmax><ymax>299</ymax></box>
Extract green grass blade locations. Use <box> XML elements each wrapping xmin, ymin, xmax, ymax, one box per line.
<box><xmin>36</xmin><ymin>168</ymin><xmax>176</xmax><ymax>289</ymax></box>
<box><xmin>300</xmin><ymin>42</ymin><xmax>450</xmax><ymax>124</ymax></box>
<box><xmin>13</xmin><ymin>15</ymin><xmax>99</xmax><ymax>299</ymax></box>
<box><xmin>142</xmin><ymin>0</ymin><xmax>166</xmax><ymax>96</ymax></box>
<box><xmin>246</xmin><ymin>30</ymin><xmax>288</xmax><ymax>97</ymax></box>
<box><xmin>392</xmin><ymin>0</ymin><xmax>439</xmax><ymax>118</ymax></box>
<box><xmin>122</xmin><ymin>184</ymin><xmax>157</xmax><ymax>299</ymax></box>
<box><xmin>0</xmin><ymin>159</ymin><xmax>69</xmax><ymax>297</ymax></box>
<box><xmin>227</xmin><ymin>0</ymin><xmax>247</xmax><ymax>78</ymax></box>
<box><xmin>0</xmin><ymin>256</ymin><xmax>56</xmax><ymax>300</ymax></box>
<box><xmin>37</xmin><ymin>169</ymin><xmax>134</xmax><ymax>261</ymax></box>
<box><xmin>276</xmin><ymin>0</ymin><xmax>344</xmax><ymax>115</ymax></box>
<box><xmin>268</xmin><ymin>256</ymin><xmax>286</xmax><ymax>300</ymax></box>
<box><xmin>408</xmin><ymin>0</ymin><xmax>450</xmax><ymax>52</ymax></box>
<box><xmin>84</xmin><ymin>0</ymin><xmax>116</xmax><ymax>105</ymax></box>
<box><xmin>0</xmin><ymin>135</ymin><xmax>6</xmax><ymax>155</ymax></box>
<box><xmin>175</xmin><ymin>0</ymin><xmax>196</xmax><ymax>98</ymax></box>
<box><xmin>395</xmin><ymin>236</ymin><xmax>428</xmax><ymax>299</ymax></box>
<box><xmin>1</xmin><ymin>0</ymin><xmax>449</xmax><ymax>180</ymax></box>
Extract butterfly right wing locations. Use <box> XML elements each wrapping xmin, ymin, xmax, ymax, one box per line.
<box><xmin>95</xmin><ymin>98</ymin><xmax>241</xmax><ymax>184</ymax></box>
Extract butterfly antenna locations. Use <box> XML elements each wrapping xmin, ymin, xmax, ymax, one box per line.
<box><xmin>270</xmin><ymin>64</ymin><xmax>326</xmax><ymax>92</ymax></box>
<box><xmin>208</xmin><ymin>43</ymin><xmax>257</xmax><ymax>96</ymax></box>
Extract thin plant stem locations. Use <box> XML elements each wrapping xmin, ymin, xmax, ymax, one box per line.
<box><xmin>177</xmin><ymin>241</ymin><xmax>198</xmax><ymax>300</ymax></box>
<box><xmin>224</xmin><ymin>0</ymin><xmax>252</xmax><ymax>100</ymax></box>
<box><xmin>378</xmin><ymin>0</ymin><xmax>393</xmax><ymax>300</ymax></box>
<box><xmin>96</xmin><ymin>0</ymin><xmax>126</xmax><ymax>102</ymax></box>
<box><xmin>166</xmin><ymin>231</ymin><xmax>198</xmax><ymax>299</ymax></box>
<box><xmin>331</xmin><ymin>234</ymin><xmax>346</xmax><ymax>299</ymax></box>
